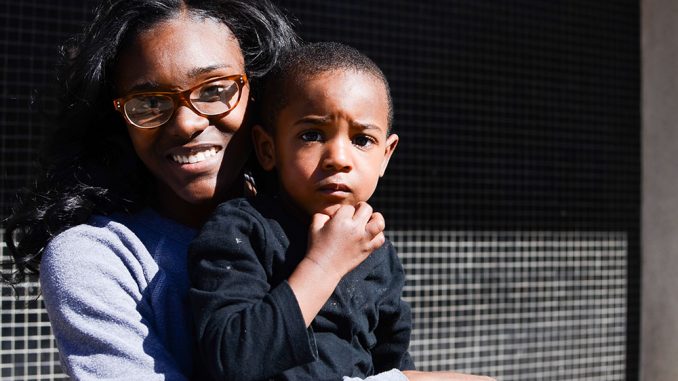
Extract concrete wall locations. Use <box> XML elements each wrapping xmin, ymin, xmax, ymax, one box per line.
<box><xmin>642</xmin><ymin>0</ymin><xmax>678</xmax><ymax>379</ymax></box>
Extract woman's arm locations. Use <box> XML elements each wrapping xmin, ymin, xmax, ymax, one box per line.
<box><xmin>402</xmin><ymin>371</ymin><xmax>496</xmax><ymax>381</ymax></box>
<box><xmin>344</xmin><ymin>370</ymin><xmax>497</xmax><ymax>381</ymax></box>
<box><xmin>40</xmin><ymin>224</ymin><xmax>189</xmax><ymax>381</ymax></box>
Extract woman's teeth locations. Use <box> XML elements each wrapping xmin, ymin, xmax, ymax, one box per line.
<box><xmin>171</xmin><ymin>147</ymin><xmax>219</xmax><ymax>164</ymax></box>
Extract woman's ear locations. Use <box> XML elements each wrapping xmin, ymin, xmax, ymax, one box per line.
<box><xmin>252</xmin><ymin>125</ymin><xmax>276</xmax><ymax>171</ymax></box>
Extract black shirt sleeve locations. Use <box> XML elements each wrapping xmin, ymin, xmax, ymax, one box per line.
<box><xmin>371</xmin><ymin>242</ymin><xmax>416</xmax><ymax>372</ymax></box>
<box><xmin>188</xmin><ymin>199</ymin><xmax>316</xmax><ymax>381</ymax></box>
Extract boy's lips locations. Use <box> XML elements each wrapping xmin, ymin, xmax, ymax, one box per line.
<box><xmin>317</xmin><ymin>182</ymin><xmax>351</xmax><ymax>194</ymax></box>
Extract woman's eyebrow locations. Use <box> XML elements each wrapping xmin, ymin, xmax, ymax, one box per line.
<box><xmin>187</xmin><ymin>64</ymin><xmax>235</xmax><ymax>78</ymax></box>
<box><xmin>124</xmin><ymin>64</ymin><xmax>237</xmax><ymax>93</ymax></box>
<box><xmin>126</xmin><ymin>81</ymin><xmax>163</xmax><ymax>93</ymax></box>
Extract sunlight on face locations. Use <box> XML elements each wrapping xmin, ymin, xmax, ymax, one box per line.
<box><xmin>261</xmin><ymin>69</ymin><xmax>398</xmax><ymax>216</ymax></box>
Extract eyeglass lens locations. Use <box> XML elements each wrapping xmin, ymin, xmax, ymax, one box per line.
<box><xmin>124</xmin><ymin>77</ymin><xmax>241</xmax><ymax>128</ymax></box>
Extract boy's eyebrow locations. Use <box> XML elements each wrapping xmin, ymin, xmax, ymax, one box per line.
<box><xmin>294</xmin><ymin>115</ymin><xmax>333</xmax><ymax>125</ymax></box>
<box><xmin>295</xmin><ymin>116</ymin><xmax>384</xmax><ymax>131</ymax></box>
<box><xmin>350</xmin><ymin>120</ymin><xmax>384</xmax><ymax>131</ymax></box>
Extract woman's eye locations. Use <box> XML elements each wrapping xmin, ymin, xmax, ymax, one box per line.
<box><xmin>353</xmin><ymin>135</ymin><xmax>375</xmax><ymax>148</ymax></box>
<box><xmin>198</xmin><ymin>85</ymin><xmax>226</xmax><ymax>101</ymax></box>
<box><xmin>300</xmin><ymin>131</ymin><xmax>322</xmax><ymax>142</ymax></box>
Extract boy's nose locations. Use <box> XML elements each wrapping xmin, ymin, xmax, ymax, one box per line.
<box><xmin>165</xmin><ymin>105</ymin><xmax>209</xmax><ymax>139</ymax></box>
<box><xmin>322</xmin><ymin>138</ymin><xmax>352</xmax><ymax>172</ymax></box>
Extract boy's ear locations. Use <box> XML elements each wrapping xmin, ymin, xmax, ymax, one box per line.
<box><xmin>379</xmin><ymin>133</ymin><xmax>399</xmax><ymax>177</ymax></box>
<box><xmin>252</xmin><ymin>125</ymin><xmax>276</xmax><ymax>171</ymax></box>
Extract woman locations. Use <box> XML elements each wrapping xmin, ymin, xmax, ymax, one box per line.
<box><xmin>4</xmin><ymin>1</ymin><xmax>494</xmax><ymax>380</ymax></box>
<box><xmin>3</xmin><ymin>1</ymin><xmax>296</xmax><ymax>379</ymax></box>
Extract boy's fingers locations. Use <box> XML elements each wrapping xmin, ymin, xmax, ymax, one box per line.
<box><xmin>352</xmin><ymin>201</ymin><xmax>373</xmax><ymax>223</ymax></box>
<box><xmin>368</xmin><ymin>232</ymin><xmax>386</xmax><ymax>251</ymax></box>
<box><xmin>334</xmin><ymin>204</ymin><xmax>356</xmax><ymax>220</ymax></box>
<box><xmin>310</xmin><ymin>213</ymin><xmax>331</xmax><ymax>230</ymax></box>
<box><xmin>365</xmin><ymin>212</ymin><xmax>385</xmax><ymax>237</ymax></box>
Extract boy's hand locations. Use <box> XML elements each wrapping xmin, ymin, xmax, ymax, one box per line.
<box><xmin>306</xmin><ymin>201</ymin><xmax>385</xmax><ymax>281</ymax></box>
<box><xmin>288</xmin><ymin>201</ymin><xmax>386</xmax><ymax>326</ymax></box>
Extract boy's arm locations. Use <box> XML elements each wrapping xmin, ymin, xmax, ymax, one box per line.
<box><xmin>289</xmin><ymin>203</ymin><xmax>386</xmax><ymax>326</ymax></box>
<box><xmin>188</xmin><ymin>202</ymin><xmax>317</xmax><ymax>381</ymax></box>
<box><xmin>372</xmin><ymin>241</ymin><xmax>416</xmax><ymax>372</ymax></box>
<box><xmin>189</xmin><ymin>201</ymin><xmax>385</xmax><ymax>381</ymax></box>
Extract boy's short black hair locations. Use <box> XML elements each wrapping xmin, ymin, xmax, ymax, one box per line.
<box><xmin>260</xmin><ymin>41</ymin><xmax>393</xmax><ymax>131</ymax></box>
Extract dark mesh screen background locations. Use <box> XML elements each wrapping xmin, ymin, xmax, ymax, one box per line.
<box><xmin>1</xmin><ymin>1</ymin><xmax>96</xmax><ymax>380</ymax></box>
<box><xmin>1</xmin><ymin>1</ymin><xmax>639</xmax><ymax>380</ymax></box>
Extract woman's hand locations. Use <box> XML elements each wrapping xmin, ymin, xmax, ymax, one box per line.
<box><xmin>402</xmin><ymin>370</ymin><xmax>497</xmax><ymax>381</ymax></box>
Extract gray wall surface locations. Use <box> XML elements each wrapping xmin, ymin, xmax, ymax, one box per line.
<box><xmin>642</xmin><ymin>0</ymin><xmax>678</xmax><ymax>379</ymax></box>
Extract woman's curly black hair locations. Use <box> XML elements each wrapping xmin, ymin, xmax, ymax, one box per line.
<box><xmin>2</xmin><ymin>0</ymin><xmax>299</xmax><ymax>284</ymax></box>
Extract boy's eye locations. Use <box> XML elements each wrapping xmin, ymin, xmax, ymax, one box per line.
<box><xmin>352</xmin><ymin>135</ymin><xmax>375</xmax><ymax>148</ymax></box>
<box><xmin>300</xmin><ymin>131</ymin><xmax>323</xmax><ymax>142</ymax></box>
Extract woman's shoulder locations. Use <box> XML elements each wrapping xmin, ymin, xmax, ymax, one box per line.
<box><xmin>44</xmin><ymin>212</ymin><xmax>150</xmax><ymax>251</ymax></box>
<box><xmin>41</xmin><ymin>209</ymin><xmax>195</xmax><ymax>280</ymax></box>
<box><xmin>43</xmin><ymin>214</ymin><xmax>137</xmax><ymax>255</ymax></box>
<box><xmin>40</xmin><ymin>214</ymin><xmax>150</xmax><ymax>277</ymax></box>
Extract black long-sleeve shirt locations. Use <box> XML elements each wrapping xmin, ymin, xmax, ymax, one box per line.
<box><xmin>188</xmin><ymin>196</ymin><xmax>414</xmax><ymax>381</ymax></box>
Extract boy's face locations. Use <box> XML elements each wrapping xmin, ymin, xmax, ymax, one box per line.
<box><xmin>254</xmin><ymin>69</ymin><xmax>398</xmax><ymax>216</ymax></box>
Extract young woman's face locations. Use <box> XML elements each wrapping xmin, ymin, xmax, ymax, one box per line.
<box><xmin>115</xmin><ymin>15</ymin><xmax>250</xmax><ymax>224</ymax></box>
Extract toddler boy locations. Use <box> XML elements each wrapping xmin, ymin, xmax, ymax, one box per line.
<box><xmin>189</xmin><ymin>42</ymin><xmax>411</xmax><ymax>381</ymax></box>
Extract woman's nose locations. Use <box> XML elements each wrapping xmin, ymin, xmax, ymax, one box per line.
<box><xmin>165</xmin><ymin>105</ymin><xmax>209</xmax><ymax>139</ymax></box>
<box><xmin>322</xmin><ymin>138</ymin><xmax>352</xmax><ymax>172</ymax></box>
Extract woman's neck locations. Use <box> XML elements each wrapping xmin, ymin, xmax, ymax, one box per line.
<box><xmin>152</xmin><ymin>193</ymin><xmax>213</xmax><ymax>228</ymax></box>
<box><xmin>152</xmin><ymin>182</ymin><xmax>242</xmax><ymax>228</ymax></box>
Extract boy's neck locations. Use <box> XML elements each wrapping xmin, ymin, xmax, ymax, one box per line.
<box><xmin>275</xmin><ymin>189</ymin><xmax>313</xmax><ymax>225</ymax></box>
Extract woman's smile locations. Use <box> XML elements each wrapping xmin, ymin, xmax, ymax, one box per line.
<box><xmin>168</xmin><ymin>145</ymin><xmax>222</xmax><ymax>165</ymax></box>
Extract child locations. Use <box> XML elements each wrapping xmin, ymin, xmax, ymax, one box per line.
<box><xmin>189</xmin><ymin>42</ymin><xmax>410</xmax><ymax>380</ymax></box>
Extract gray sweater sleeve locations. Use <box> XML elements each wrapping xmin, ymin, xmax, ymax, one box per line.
<box><xmin>39</xmin><ymin>222</ymin><xmax>189</xmax><ymax>381</ymax></box>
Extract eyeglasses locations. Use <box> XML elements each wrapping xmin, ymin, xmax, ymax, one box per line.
<box><xmin>113</xmin><ymin>74</ymin><xmax>248</xmax><ymax>129</ymax></box>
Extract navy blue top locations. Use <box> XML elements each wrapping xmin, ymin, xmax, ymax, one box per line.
<box><xmin>188</xmin><ymin>196</ymin><xmax>414</xmax><ymax>381</ymax></box>
<box><xmin>40</xmin><ymin>209</ymin><xmax>197</xmax><ymax>380</ymax></box>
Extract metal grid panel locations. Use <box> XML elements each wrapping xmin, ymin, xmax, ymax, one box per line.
<box><xmin>0</xmin><ymin>0</ymin><xmax>95</xmax><ymax>221</ymax></box>
<box><xmin>2</xmin><ymin>230</ymin><xmax>627</xmax><ymax>381</ymax></box>
<box><xmin>392</xmin><ymin>230</ymin><xmax>627</xmax><ymax>380</ymax></box>
<box><xmin>1</xmin><ymin>2</ymin><xmax>95</xmax><ymax>379</ymax></box>
<box><xmin>0</xmin><ymin>232</ymin><xmax>66</xmax><ymax>380</ymax></box>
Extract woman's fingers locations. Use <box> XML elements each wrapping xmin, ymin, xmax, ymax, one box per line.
<box><xmin>402</xmin><ymin>371</ymin><xmax>497</xmax><ymax>381</ymax></box>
